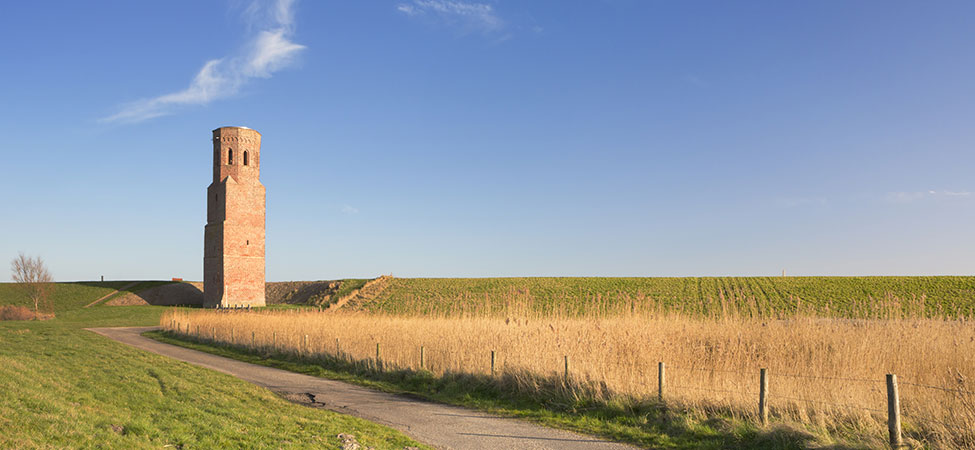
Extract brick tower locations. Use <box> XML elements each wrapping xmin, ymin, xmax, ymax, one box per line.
<box><xmin>204</xmin><ymin>126</ymin><xmax>266</xmax><ymax>307</ymax></box>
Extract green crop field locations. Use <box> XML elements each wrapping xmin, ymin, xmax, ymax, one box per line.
<box><xmin>362</xmin><ymin>276</ymin><xmax>975</xmax><ymax>318</ymax></box>
<box><xmin>0</xmin><ymin>282</ymin><xmax>427</xmax><ymax>449</ymax></box>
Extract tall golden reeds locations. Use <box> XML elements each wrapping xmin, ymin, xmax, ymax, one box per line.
<box><xmin>161</xmin><ymin>307</ymin><xmax>975</xmax><ymax>448</ymax></box>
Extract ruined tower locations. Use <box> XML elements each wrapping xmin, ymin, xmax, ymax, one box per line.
<box><xmin>204</xmin><ymin>126</ymin><xmax>266</xmax><ymax>307</ymax></box>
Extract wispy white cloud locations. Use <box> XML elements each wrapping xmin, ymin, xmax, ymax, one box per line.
<box><xmin>341</xmin><ymin>205</ymin><xmax>360</xmax><ymax>215</ymax></box>
<box><xmin>396</xmin><ymin>0</ymin><xmax>504</xmax><ymax>34</ymax></box>
<box><xmin>397</xmin><ymin>4</ymin><xmax>420</xmax><ymax>15</ymax></box>
<box><xmin>101</xmin><ymin>0</ymin><xmax>305</xmax><ymax>124</ymax></box>
<box><xmin>886</xmin><ymin>190</ymin><xmax>973</xmax><ymax>203</ymax></box>
<box><xmin>245</xmin><ymin>29</ymin><xmax>305</xmax><ymax>78</ymax></box>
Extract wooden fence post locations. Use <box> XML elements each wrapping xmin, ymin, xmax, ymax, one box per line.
<box><xmin>887</xmin><ymin>374</ymin><xmax>902</xmax><ymax>448</ymax></box>
<box><xmin>658</xmin><ymin>362</ymin><xmax>665</xmax><ymax>401</ymax></box>
<box><xmin>759</xmin><ymin>368</ymin><xmax>768</xmax><ymax>426</ymax></box>
<box><xmin>420</xmin><ymin>346</ymin><xmax>425</xmax><ymax>370</ymax></box>
<box><xmin>303</xmin><ymin>334</ymin><xmax>308</xmax><ymax>355</ymax></box>
<box><xmin>251</xmin><ymin>331</ymin><xmax>255</xmax><ymax>348</ymax></box>
<box><xmin>564</xmin><ymin>355</ymin><xmax>569</xmax><ymax>380</ymax></box>
<box><xmin>272</xmin><ymin>331</ymin><xmax>276</xmax><ymax>349</ymax></box>
<box><xmin>491</xmin><ymin>350</ymin><xmax>496</xmax><ymax>375</ymax></box>
<box><xmin>376</xmin><ymin>343</ymin><xmax>381</xmax><ymax>370</ymax></box>
<box><xmin>336</xmin><ymin>338</ymin><xmax>341</xmax><ymax>356</ymax></box>
<box><xmin>231</xmin><ymin>328</ymin><xmax>234</xmax><ymax>343</ymax></box>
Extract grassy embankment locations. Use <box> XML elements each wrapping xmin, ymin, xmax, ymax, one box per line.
<box><xmin>328</xmin><ymin>278</ymin><xmax>368</xmax><ymax>304</ymax></box>
<box><xmin>259</xmin><ymin>279</ymin><xmax>369</xmax><ymax>310</ymax></box>
<box><xmin>0</xmin><ymin>282</ymin><xmax>427</xmax><ymax>449</ymax></box>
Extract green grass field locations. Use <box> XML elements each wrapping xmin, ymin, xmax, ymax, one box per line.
<box><xmin>0</xmin><ymin>283</ymin><xmax>427</xmax><ymax>449</ymax></box>
<box><xmin>364</xmin><ymin>276</ymin><xmax>975</xmax><ymax>318</ymax></box>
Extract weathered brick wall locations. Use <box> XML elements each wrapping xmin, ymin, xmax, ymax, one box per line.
<box><xmin>204</xmin><ymin>126</ymin><xmax>266</xmax><ymax>307</ymax></box>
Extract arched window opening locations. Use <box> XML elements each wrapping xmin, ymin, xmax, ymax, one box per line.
<box><xmin>228</xmin><ymin>149</ymin><xmax>234</xmax><ymax>164</ymax></box>
<box><xmin>243</xmin><ymin>151</ymin><xmax>249</xmax><ymax>166</ymax></box>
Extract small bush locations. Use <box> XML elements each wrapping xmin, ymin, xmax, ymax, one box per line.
<box><xmin>0</xmin><ymin>305</ymin><xmax>52</xmax><ymax>321</ymax></box>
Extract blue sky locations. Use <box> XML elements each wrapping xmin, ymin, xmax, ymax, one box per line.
<box><xmin>2</xmin><ymin>1</ymin><xmax>973</xmax><ymax>281</ymax></box>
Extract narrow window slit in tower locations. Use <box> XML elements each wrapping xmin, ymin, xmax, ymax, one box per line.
<box><xmin>244</xmin><ymin>151</ymin><xmax>249</xmax><ymax>166</ymax></box>
<box><xmin>228</xmin><ymin>149</ymin><xmax>233</xmax><ymax>164</ymax></box>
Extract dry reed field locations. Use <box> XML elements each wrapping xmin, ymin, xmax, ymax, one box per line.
<box><xmin>162</xmin><ymin>307</ymin><xmax>975</xmax><ymax>448</ymax></box>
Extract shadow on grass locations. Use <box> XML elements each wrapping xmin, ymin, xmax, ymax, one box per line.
<box><xmin>75</xmin><ymin>281</ymin><xmax>199</xmax><ymax>307</ymax></box>
<box><xmin>147</xmin><ymin>330</ymin><xmax>864</xmax><ymax>450</ymax></box>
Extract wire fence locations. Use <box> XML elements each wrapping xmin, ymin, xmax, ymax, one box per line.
<box><xmin>771</xmin><ymin>395</ymin><xmax>886</xmax><ymax>414</ymax></box>
<box><xmin>900</xmin><ymin>380</ymin><xmax>975</xmax><ymax>396</ymax></box>
<box><xmin>663</xmin><ymin>364</ymin><xmax>975</xmax><ymax>448</ymax></box>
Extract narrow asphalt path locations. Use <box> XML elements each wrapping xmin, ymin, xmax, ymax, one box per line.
<box><xmin>88</xmin><ymin>327</ymin><xmax>639</xmax><ymax>450</ymax></box>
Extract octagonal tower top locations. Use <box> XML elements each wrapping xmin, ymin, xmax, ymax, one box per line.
<box><xmin>212</xmin><ymin>126</ymin><xmax>262</xmax><ymax>184</ymax></box>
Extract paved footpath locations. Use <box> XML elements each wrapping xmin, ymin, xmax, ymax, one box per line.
<box><xmin>88</xmin><ymin>327</ymin><xmax>639</xmax><ymax>450</ymax></box>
